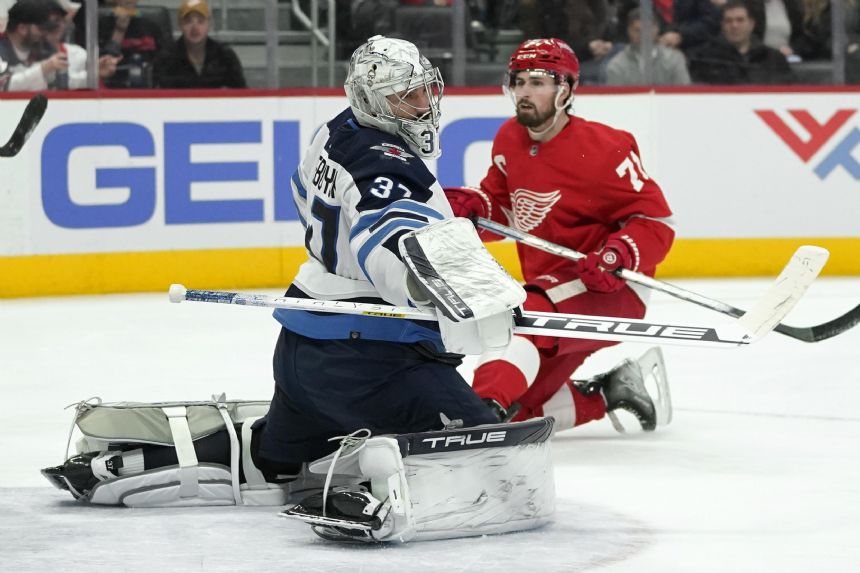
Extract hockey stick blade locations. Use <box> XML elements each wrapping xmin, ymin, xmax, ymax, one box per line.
<box><xmin>170</xmin><ymin>284</ymin><xmax>756</xmax><ymax>347</ymax></box>
<box><xmin>0</xmin><ymin>94</ymin><xmax>48</xmax><ymax>157</ymax></box>
<box><xmin>475</xmin><ymin>217</ymin><xmax>851</xmax><ymax>343</ymax></box>
<box><xmin>774</xmin><ymin>302</ymin><xmax>860</xmax><ymax>342</ymax></box>
<box><xmin>734</xmin><ymin>245</ymin><xmax>828</xmax><ymax>341</ymax></box>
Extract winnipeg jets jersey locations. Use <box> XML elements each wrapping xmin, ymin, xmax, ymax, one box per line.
<box><xmin>478</xmin><ymin>116</ymin><xmax>674</xmax><ymax>283</ymax></box>
<box><xmin>274</xmin><ymin>108</ymin><xmax>453</xmax><ymax>349</ymax></box>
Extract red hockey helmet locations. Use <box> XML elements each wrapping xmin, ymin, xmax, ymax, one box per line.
<box><xmin>508</xmin><ymin>38</ymin><xmax>580</xmax><ymax>85</ymax></box>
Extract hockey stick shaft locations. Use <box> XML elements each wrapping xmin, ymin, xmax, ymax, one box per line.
<box><xmin>475</xmin><ymin>217</ymin><xmax>850</xmax><ymax>343</ymax></box>
<box><xmin>0</xmin><ymin>94</ymin><xmax>48</xmax><ymax>157</ymax></box>
<box><xmin>169</xmin><ymin>284</ymin><xmax>754</xmax><ymax>347</ymax></box>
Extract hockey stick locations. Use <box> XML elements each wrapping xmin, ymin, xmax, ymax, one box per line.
<box><xmin>0</xmin><ymin>94</ymin><xmax>48</xmax><ymax>158</ymax></box>
<box><xmin>475</xmin><ymin>217</ymin><xmax>854</xmax><ymax>343</ymax></box>
<box><xmin>168</xmin><ymin>243</ymin><xmax>824</xmax><ymax>348</ymax></box>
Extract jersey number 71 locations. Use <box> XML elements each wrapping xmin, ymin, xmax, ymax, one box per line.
<box><xmin>615</xmin><ymin>150</ymin><xmax>650</xmax><ymax>192</ymax></box>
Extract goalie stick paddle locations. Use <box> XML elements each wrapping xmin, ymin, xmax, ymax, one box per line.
<box><xmin>0</xmin><ymin>94</ymin><xmax>48</xmax><ymax>158</ymax></box>
<box><xmin>475</xmin><ymin>217</ymin><xmax>852</xmax><ymax>343</ymax></box>
<box><xmin>168</xmin><ymin>249</ymin><xmax>821</xmax><ymax>348</ymax></box>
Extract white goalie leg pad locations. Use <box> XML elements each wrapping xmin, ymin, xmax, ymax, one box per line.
<box><xmin>402</xmin><ymin>419</ymin><xmax>556</xmax><ymax>541</ymax></box>
<box><xmin>293</xmin><ymin>418</ymin><xmax>555</xmax><ymax>543</ymax></box>
<box><xmin>66</xmin><ymin>396</ymin><xmax>289</xmax><ymax>507</ymax></box>
<box><xmin>400</xmin><ymin>218</ymin><xmax>526</xmax><ymax>355</ymax></box>
<box><xmin>88</xmin><ymin>404</ymin><xmax>235</xmax><ymax>507</ymax></box>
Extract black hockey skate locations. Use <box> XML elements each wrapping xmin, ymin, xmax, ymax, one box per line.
<box><xmin>574</xmin><ymin>347</ymin><xmax>672</xmax><ymax>433</ymax></box>
<box><xmin>41</xmin><ymin>451</ymin><xmax>123</xmax><ymax>499</ymax></box>
<box><xmin>281</xmin><ymin>487</ymin><xmax>391</xmax><ymax>543</ymax></box>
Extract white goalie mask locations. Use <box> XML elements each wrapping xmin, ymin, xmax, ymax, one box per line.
<box><xmin>345</xmin><ymin>35</ymin><xmax>444</xmax><ymax>159</ymax></box>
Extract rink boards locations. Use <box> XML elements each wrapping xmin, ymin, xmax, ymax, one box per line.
<box><xmin>1</xmin><ymin>87</ymin><xmax>859</xmax><ymax>297</ymax></box>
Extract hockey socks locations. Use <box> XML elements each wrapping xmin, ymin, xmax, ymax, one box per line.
<box><xmin>471</xmin><ymin>335</ymin><xmax>541</xmax><ymax>408</ymax></box>
<box><xmin>512</xmin><ymin>381</ymin><xmax>606</xmax><ymax>429</ymax></box>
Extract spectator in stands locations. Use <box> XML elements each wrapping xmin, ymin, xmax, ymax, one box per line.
<box><xmin>792</xmin><ymin>0</ymin><xmax>860</xmax><ymax>61</ymax></box>
<box><xmin>153</xmin><ymin>0</ymin><xmax>246</xmax><ymax>89</ymax></box>
<box><xmin>688</xmin><ymin>0</ymin><xmax>794</xmax><ymax>84</ymax></box>
<box><xmin>337</xmin><ymin>0</ymin><xmax>397</xmax><ymax>59</ymax></box>
<box><xmin>517</xmin><ymin>0</ymin><xmax>617</xmax><ymax>84</ymax></box>
<box><xmin>41</xmin><ymin>0</ymin><xmax>120</xmax><ymax>89</ymax></box>
<box><xmin>0</xmin><ymin>0</ymin><xmax>69</xmax><ymax>90</ymax></box>
<box><xmin>746</xmin><ymin>0</ymin><xmax>804</xmax><ymax>57</ymax></box>
<box><xmin>99</xmin><ymin>0</ymin><xmax>170</xmax><ymax>88</ymax></box>
<box><xmin>665</xmin><ymin>0</ymin><xmax>723</xmax><ymax>50</ymax></box>
<box><xmin>606</xmin><ymin>8</ymin><xmax>691</xmax><ymax>85</ymax></box>
<box><xmin>613</xmin><ymin>0</ymin><xmax>721</xmax><ymax>53</ymax></box>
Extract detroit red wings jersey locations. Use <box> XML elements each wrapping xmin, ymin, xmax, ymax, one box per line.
<box><xmin>477</xmin><ymin>115</ymin><xmax>674</xmax><ymax>282</ymax></box>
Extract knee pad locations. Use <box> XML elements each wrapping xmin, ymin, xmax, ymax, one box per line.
<box><xmin>60</xmin><ymin>394</ymin><xmax>292</xmax><ymax>507</ymax></box>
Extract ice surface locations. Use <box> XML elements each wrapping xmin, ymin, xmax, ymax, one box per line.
<box><xmin>1</xmin><ymin>278</ymin><xmax>859</xmax><ymax>572</ymax></box>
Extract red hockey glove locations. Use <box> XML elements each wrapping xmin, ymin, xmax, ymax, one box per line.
<box><xmin>576</xmin><ymin>238</ymin><xmax>634</xmax><ymax>293</ymax></box>
<box><xmin>443</xmin><ymin>187</ymin><xmax>489</xmax><ymax>220</ymax></box>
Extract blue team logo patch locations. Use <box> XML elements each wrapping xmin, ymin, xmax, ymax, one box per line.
<box><xmin>370</xmin><ymin>143</ymin><xmax>414</xmax><ymax>162</ymax></box>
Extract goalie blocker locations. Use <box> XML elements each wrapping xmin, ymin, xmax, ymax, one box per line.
<box><xmin>283</xmin><ymin>416</ymin><xmax>556</xmax><ymax>543</ymax></box>
<box><xmin>399</xmin><ymin>217</ymin><xmax>526</xmax><ymax>355</ymax></box>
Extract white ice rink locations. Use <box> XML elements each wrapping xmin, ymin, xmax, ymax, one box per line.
<box><xmin>1</xmin><ymin>278</ymin><xmax>859</xmax><ymax>572</ymax></box>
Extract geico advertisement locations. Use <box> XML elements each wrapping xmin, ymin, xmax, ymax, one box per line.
<box><xmin>2</xmin><ymin>91</ymin><xmax>859</xmax><ymax>257</ymax></box>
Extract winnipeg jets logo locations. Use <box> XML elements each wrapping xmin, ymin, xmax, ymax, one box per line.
<box><xmin>370</xmin><ymin>143</ymin><xmax>414</xmax><ymax>162</ymax></box>
<box><xmin>504</xmin><ymin>188</ymin><xmax>561</xmax><ymax>232</ymax></box>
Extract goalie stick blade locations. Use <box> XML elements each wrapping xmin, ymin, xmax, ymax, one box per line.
<box><xmin>0</xmin><ymin>94</ymin><xmax>48</xmax><ymax>157</ymax></box>
<box><xmin>736</xmin><ymin>245</ymin><xmax>829</xmax><ymax>341</ymax></box>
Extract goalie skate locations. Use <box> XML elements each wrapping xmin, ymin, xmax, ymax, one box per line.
<box><xmin>281</xmin><ymin>487</ymin><xmax>392</xmax><ymax>543</ymax></box>
<box><xmin>575</xmin><ymin>347</ymin><xmax>672</xmax><ymax>433</ymax></box>
<box><xmin>41</xmin><ymin>451</ymin><xmax>123</xmax><ymax>499</ymax></box>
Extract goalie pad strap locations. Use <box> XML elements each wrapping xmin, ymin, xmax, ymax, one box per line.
<box><xmin>162</xmin><ymin>406</ymin><xmax>199</xmax><ymax>498</ymax></box>
<box><xmin>214</xmin><ymin>398</ymin><xmax>242</xmax><ymax>505</ymax></box>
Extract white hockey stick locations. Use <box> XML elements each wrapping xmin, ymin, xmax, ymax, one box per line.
<box><xmin>169</xmin><ymin>244</ymin><xmax>824</xmax><ymax>348</ymax></box>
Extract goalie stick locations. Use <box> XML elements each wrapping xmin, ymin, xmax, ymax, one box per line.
<box><xmin>168</xmin><ymin>243</ymin><xmax>824</xmax><ymax>348</ymax></box>
<box><xmin>0</xmin><ymin>94</ymin><xmax>48</xmax><ymax>157</ymax></box>
<box><xmin>475</xmin><ymin>217</ymin><xmax>855</xmax><ymax>343</ymax></box>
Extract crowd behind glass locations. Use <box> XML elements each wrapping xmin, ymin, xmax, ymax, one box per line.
<box><xmin>0</xmin><ymin>0</ymin><xmax>856</xmax><ymax>91</ymax></box>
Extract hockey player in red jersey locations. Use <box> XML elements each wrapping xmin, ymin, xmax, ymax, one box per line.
<box><xmin>445</xmin><ymin>38</ymin><xmax>675</xmax><ymax>433</ymax></box>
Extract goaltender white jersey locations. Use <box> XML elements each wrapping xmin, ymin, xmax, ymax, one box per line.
<box><xmin>274</xmin><ymin>108</ymin><xmax>453</xmax><ymax>350</ymax></box>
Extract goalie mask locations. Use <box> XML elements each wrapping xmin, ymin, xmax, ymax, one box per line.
<box><xmin>345</xmin><ymin>35</ymin><xmax>444</xmax><ymax>159</ymax></box>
